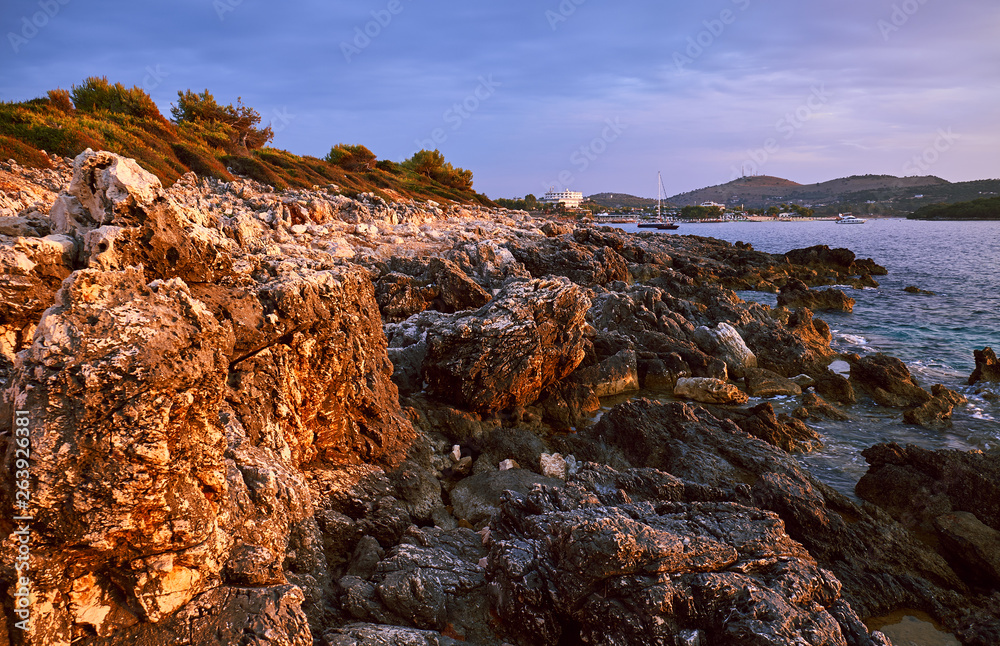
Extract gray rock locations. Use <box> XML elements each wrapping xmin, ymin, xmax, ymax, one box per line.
<box><xmin>346</xmin><ymin>536</ymin><xmax>386</xmax><ymax>579</ymax></box>
<box><xmin>450</xmin><ymin>469</ymin><xmax>563</xmax><ymax>527</ymax></box>
<box><xmin>568</xmin><ymin>348</ymin><xmax>640</xmax><ymax>397</ymax></box>
<box><xmin>743</xmin><ymin>366</ymin><xmax>803</xmax><ymax>398</ymax></box>
<box><xmin>340</xmin><ymin>527</ymin><xmax>491</xmax><ymax>643</ymax></box>
<box><xmin>422</xmin><ymin>277</ymin><xmax>591</xmax><ymax>412</ymax></box>
<box><xmin>321</xmin><ymin>623</ymin><xmax>465</xmax><ymax>646</ymax></box>
<box><xmin>934</xmin><ymin>511</ymin><xmax>1000</xmax><ymax>587</ymax></box>
<box><xmin>693</xmin><ymin>321</ymin><xmax>757</xmax><ymax>379</ymax></box>
<box><xmin>488</xmin><ymin>483</ymin><xmax>875</xmax><ymax>646</ymax></box>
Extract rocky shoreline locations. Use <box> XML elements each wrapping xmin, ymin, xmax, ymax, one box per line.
<box><xmin>0</xmin><ymin>150</ymin><xmax>998</xmax><ymax>645</ymax></box>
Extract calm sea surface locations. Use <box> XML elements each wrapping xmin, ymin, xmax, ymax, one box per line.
<box><xmin>611</xmin><ymin>219</ymin><xmax>1000</xmax><ymax>495</ymax></box>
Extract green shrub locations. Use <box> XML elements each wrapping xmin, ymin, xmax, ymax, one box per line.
<box><xmin>171</xmin><ymin>89</ymin><xmax>273</xmax><ymax>152</ymax></box>
<box><xmin>46</xmin><ymin>89</ymin><xmax>74</xmax><ymax>113</ymax></box>
<box><xmin>71</xmin><ymin>76</ymin><xmax>163</xmax><ymax>120</ymax></box>
<box><xmin>325</xmin><ymin>143</ymin><xmax>377</xmax><ymax>171</ymax></box>
<box><xmin>403</xmin><ymin>149</ymin><xmax>474</xmax><ymax>190</ymax></box>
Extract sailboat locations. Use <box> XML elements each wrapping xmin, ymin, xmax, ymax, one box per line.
<box><xmin>653</xmin><ymin>171</ymin><xmax>680</xmax><ymax>231</ymax></box>
<box><xmin>638</xmin><ymin>171</ymin><xmax>679</xmax><ymax>229</ymax></box>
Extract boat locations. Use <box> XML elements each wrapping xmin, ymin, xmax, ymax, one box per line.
<box><xmin>836</xmin><ymin>214</ymin><xmax>866</xmax><ymax>224</ymax></box>
<box><xmin>652</xmin><ymin>171</ymin><xmax>679</xmax><ymax>230</ymax></box>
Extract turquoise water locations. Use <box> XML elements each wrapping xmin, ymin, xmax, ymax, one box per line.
<box><xmin>612</xmin><ymin>219</ymin><xmax>1000</xmax><ymax>494</ymax></box>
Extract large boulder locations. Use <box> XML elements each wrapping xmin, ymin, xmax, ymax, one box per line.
<box><xmin>487</xmin><ymin>467</ymin><xmax>889</xmax><ymax>646</ymax></box>
<box><xmin>374</xmin><ymin>256</ymin><xmax>491</xmax><ymax>322</ymax></box>
<box><xmin>849</xmin><ymin>353</ymin><xmax>932</xmax><ymax>408</ymax></box>
<box><xmin>2</xmin><ymin>268</ymin><xmax>236</xmax><ymax>642</ymax></box>
<box><xmin>777</xmin><ymin>279</ymin><xmax>855</xmax><ymax>312</ymax></box>
<box><xmin>0</xmin><ymin>233</ymin><xmax>418</xmax><ymax>643</ymax></box>
<box><xmin>783</xmin><ymin>245</ymin><xmax>887</xmax><ymax>278</ymax></box>
<box><xmin>450</xmin><ymin>468</ymin><xmax>563</xmax><ymax>527</ymax></box>
<box><xmin>693</xmin><ymin>321</ymin><xmax>757</xmax><ymax>379</ymax></box>
<box><xmin>422</xmin><ymin>277</ymin><xmax>591</xmax><ymax>412</ymax></box>
<box><xmin>222</xmin><ymin>266</ymin><xmax>415</xmax><ymax>467</ymax></box>
<box><xmin>673</xmin><ymin>377</ymin><xmax>749</xmax><ymax>405</ymax></box>
<box><xmin>903</xmin><ymin>384</ymin><xmax>968</xmax><ymax>428</ymax></box>
<box><xmin>793</xmin><ymin>392</ymin><xmax>851</xmax><ymax>421</ymax></box>
<box><xmin>856</xmin><ymin>443</ymin><xmax>1000</xmax><ymax>534</ymax></box>
<box><xmin>506</xmin><ymin>236</ymin><xmax>631</xmax><ymax>286</ymax></box>
<box><xmin>566</xmin><ymin>348</ymin><xmax>639</xmax><ymax>397</ymax></box>
<box><xmin>734</xmin><ymin>402</ymin><xmax>821</xmax><ymax>453</ymax></box>
<box><xmin>969</xmin><ymin>347</ymin><xmax>1000</xmax><ymax>385</ymax></box>
<box><xmin>51</xmin><ymin>149</ymin><xmax>235</xmax><ymax>284</ymax></box>
<box><xmin>0</xmin><ymin>234</ymin><xmax>75</xmax><ymax>328</ymax></box>
<box><xmin>338</xmin><ymin>527</ymin><xmax>491</xmax><ymax>642</ymax></box>
<box><xmin>743</xmin><ymin>366</ymin><xmax>803</xmax><ymax>398</ymax></box>
<box><xmin>742</xmin><ymin>308</ymin><xmax>836</xmax><ymax>377</ymax></box>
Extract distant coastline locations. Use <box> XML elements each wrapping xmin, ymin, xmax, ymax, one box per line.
<box><xmin>907</xmin><ymin>195</ymin><xmax>1000</xmax><ymax>220</ymax></box>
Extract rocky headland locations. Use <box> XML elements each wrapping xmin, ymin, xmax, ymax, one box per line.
<box><xmin>0</xmin><ymin>150</ymin><xmax>998</xmax><ymax>645</ymax></box>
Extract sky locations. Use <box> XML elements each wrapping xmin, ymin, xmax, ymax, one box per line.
<box><xmin>2</xmin><ymin>0</ymin><xmax>999</xmax><ymax>199</ymax></box>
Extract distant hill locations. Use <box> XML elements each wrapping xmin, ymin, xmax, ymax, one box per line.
<box><xmin>667</xmin><ymin>174</ymin><xmax>949</xmax><ymax>210</ymax></box>
<box><xmin>591</xmin><ymin>174</ymin><xmax>1000</xmax><ymax>216</ymax></box>
<box><xmin>586</xmin><ymin>192</ymin><xmax>658</xmax><ymax>209</ymax></box>
<box><xmin>908</xmin><ymin>195</ymin><xmax>1000</xmax><ymax>220</ymax></box>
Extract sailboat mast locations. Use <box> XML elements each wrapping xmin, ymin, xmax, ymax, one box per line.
<box><xmin>657</xmin><ymin>171</ymin><xmax>662</xmax><ymax>221</ymax></box>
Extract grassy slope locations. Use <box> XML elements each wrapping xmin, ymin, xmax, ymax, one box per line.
<box><xmin>0</xmin><ymin>97</ymin><xmax>494</xmax><ymax>206</ymax></box>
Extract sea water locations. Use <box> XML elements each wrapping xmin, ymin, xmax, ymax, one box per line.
<box><xmin>611</xmin><ymin>219</ymin><xmax>1000</xmax><ymax>496</ymax></box>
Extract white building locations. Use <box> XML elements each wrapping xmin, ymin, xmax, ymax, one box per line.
<box><xmin>542</xmin><ymin>189</ymin><xmax>584</xmax><ymax>208</ymax></box>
